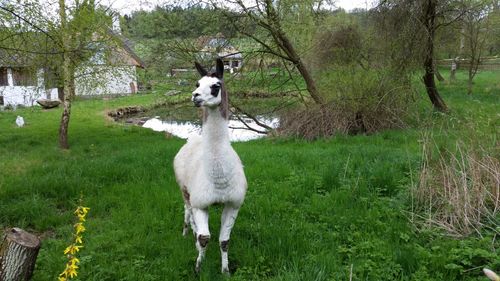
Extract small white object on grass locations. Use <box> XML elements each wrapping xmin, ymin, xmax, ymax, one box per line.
<box><xmin>484</xmin><ymin>268</ymin><xmax>500</xmax><ymax>281</ymax></box>
<box><xmin>16</xmin><ymin>116</ymin><xmax>25</xmax><ymax>127</ymax></box>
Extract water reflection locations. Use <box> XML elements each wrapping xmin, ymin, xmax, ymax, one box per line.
<box><xmin>142</xmin><ymin>115</ymin><xmax>279</xmax><ymax>142</ymax></box>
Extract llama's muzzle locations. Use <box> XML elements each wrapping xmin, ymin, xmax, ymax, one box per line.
<box><xmin>193</xmin><ymin>99</ymin><xmax>202</xmax><ymax>107</ymax></box>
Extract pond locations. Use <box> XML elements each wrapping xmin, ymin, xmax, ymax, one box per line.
<box><xmin>141</xmin><ymin>115</ymin><xmax>279</xmax><ymax>142</ymax></box>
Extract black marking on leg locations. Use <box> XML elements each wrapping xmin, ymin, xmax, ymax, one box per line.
<box><xmin>198</xmin><ymin>234</ymin><xmax>210</xmax><ymax>247</ymax></box>
<box><xmin>182</xmin><ymin>186</ymin><xmax>190</xmax><ymax>205</ymax></box>
<box><xmin>220</xmin><ymin>240</ymin><xmax>229</xmax><ymax>252</ymax></box>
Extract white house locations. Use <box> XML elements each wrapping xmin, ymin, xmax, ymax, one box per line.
<box><xmin>198</xmin><ymin>34</ymin><xmax>243</xmax><ymax>73</ymax></box>
<box><xmin>0</xmin><ymin>66</ymin><xmax>56</xmax><ymax>107</ymax></box>
<box><xmin>0</xmin><ymin>34</ymin><xmax>144</xmax><ymax>107</ymax></box>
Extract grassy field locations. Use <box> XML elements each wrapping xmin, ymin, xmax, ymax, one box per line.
<box><xmin>0</xmin><ymin>70</ymin><xmax>498</xmax><ymax>280</ymax></box>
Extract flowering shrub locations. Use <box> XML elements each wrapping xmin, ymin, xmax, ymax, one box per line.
<box><xmin>58</xmin><ymin>204</ymin><xmax>90</xmax><ymax>281</ymax></box>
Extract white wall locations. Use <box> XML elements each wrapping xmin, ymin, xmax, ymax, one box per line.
<box><xmin>75</xmin><ymin>65</ymin><xmax>137</xmax><ymax>96</ymax></box>
<box><xmin>0</xmin><ymin>86</ymin><xmax>44</xmax><ymax>106</ymax></box>
<box><xmin>0</xmin><ymin>68</ymin><xmax>54</xmax><ymax>107</ymax></box>
<box><xmin>1</xmin><ymin>65</ymin><xmax>139</xmax><ymax>107</ymax></box>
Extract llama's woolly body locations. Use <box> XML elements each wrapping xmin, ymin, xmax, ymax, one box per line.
<box><xmin>174</xmin><ymin>108</ymin><xmax>247</xmax><ymax>209</ymax></box>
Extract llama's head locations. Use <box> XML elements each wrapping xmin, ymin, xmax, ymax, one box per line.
<box><xmin>192</xmin><ymin>58</ymin><xmax>229</xmax><ymax>119</ymax></box>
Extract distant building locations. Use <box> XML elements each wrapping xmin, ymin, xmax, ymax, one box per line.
<box><xmin>0</xmin><ymin>31</ymin><xmax>145</xmax><ymax>107</ymax></box>
<box><xmin>197</xmin><ymin>34</ymin><xmax>243</xmax><ymax>73</ymax></box>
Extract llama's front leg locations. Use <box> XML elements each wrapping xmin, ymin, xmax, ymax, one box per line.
<box><xmin>192</xmin><ymin>208</ymin><xmax>210</xmax><ymax>273</ymax></box>
<box><xmin>219</xmin><ymin>205</ymin><xmax>240</xmax><ymax>274</ymax></box>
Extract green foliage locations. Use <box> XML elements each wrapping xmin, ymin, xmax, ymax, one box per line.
<box><xmin>0</xmin><ymin>70</ymin><xmax>498</xmax><ymax>280</ymax></box>
<box><xmin>123</xmin><ymin>5</ymin><xmax>240</xmax><ymax>40</ymax></box>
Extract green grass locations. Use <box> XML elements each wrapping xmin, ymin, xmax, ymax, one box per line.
<box><xmin>0</xmin><ymin>70</ymin><xmax>499</xmax><ymax>280</ymax></box>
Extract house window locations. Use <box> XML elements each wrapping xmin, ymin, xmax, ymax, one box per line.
<box><xmin>231</xmin><ymin>61</ymin><xmax>239</xmax><ymax>68</ymax></box>
<box><xmin>12</xmin><ymin>68</ymin><xmax>36</xmax><ymax>86</ymax></box>
<box><xmin>0</xmin><ymin>67</ymin><xmax>8</xmax><ymax>86</ymax></box>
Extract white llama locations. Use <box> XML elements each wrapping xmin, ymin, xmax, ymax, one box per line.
<box><xmin>173</xmin><ymin>59</ymin><xmax>247</xmax><ymax>274</ymax></box>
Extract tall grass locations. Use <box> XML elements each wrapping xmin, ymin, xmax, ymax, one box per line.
<box><xmin>415</xmin><ymin>134</ymin><xmax>499</xmax><ymax>237</ymax></box>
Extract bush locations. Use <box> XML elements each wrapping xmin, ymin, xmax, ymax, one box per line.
<box><xmin>278</xmin><ymin>67</ymin><xmax>415</xmax><ymax>139</ymax></box>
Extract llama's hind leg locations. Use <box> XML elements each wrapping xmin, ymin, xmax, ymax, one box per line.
<box><xmin>183</xmin><ymin>204</ymin><xmax>192</xmax><ymax>236</ymax></box>
<box><xmin>219</xmin><ymin>204</ymin><xmax>240</xmax><ymax>274</ymax></box>
<box><xmin>181</xmin><ymin>187</ymin><xmax>193</xmax><ymax>236</ymax></box>
<box><xmin>192</xmin><ymin>208</ymin><xmax>210</xmax><ymax>273</ymax></box>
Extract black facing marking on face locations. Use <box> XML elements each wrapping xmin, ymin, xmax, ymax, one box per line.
<box><xmin>196</xmin><ymin>82</ymin><xmax>200</xmax><ymax>87</ymax></box>
<box><xmin>210</xmin><ymin>82</ymin><xmax>222</xmax><ymax>97</ymax></box>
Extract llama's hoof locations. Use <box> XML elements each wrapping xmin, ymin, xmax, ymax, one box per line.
<box><xmin>195</xmin><ymin>262</ymin><xmax>202</xmax><ymax>274</ymax></box>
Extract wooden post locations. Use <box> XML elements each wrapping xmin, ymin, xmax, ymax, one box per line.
<box><xmin>0</xmin><ymin>228</ymin><xmax>41</xmax><ymax>281</ymax></box>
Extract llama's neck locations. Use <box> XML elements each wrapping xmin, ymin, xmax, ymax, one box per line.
<box><xmin>202</xmin><ymin>107</ymin><xmax>230</xmax><ymax>148</ymax></box>
<box><xmin>202</xmin><ymin>107</ymin><xmax>232</xmax><ymax>189</ymax></box>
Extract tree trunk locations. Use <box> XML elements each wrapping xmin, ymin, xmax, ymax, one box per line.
<box><xmin>434</xmin><ymin>63</ymin><xmax>445</xmax><ymax>82</ymax></box>
<box><xmin>276</xmin><ymin>29</ymin><xmax>323</xmax><ymax>104</ymax></box>
<box><xmin>263</xmin><ymin>1</ymin><xmax>324</xmax><ymax>105</ymax></box>
<box><xmin>422</xmin><ymin>0</ymin><xmax>448</xmax><ymax>112</ymax></box>
<box><xmin>295</xmin><ymin>58</ymin><xmax>323</xmax><ymax>104</ymax></box>
<box><xmin>58</xmin><ymin>0</ymin><xmax>72</xmax><ymax>149</ymax></box>
<box><xmin>467</xmin><ymin>71</ymin><xmax>473</xmax><ymax>95</ymax></box>
<box><xmin>59</xmin><ymin>62</ymin><xmax>74</xmax><ymax>149</ymax></box>
<box><xmin>0</xmin><ymin>228</ymin><xmax>41</xmax><ymax>281</ymax></box>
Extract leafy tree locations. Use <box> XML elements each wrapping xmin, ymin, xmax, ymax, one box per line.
<box><xmin>1</xmin><ymin>0</ymin><xmax>120</xmax><ymax>149</ymax></box>
<box><xmin>57</xmin><ymin>0</ymin><xmax>113</xmax><ymax>148</ymax></box>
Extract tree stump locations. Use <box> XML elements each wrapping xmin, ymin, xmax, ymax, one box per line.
<box><xmin>0</xmin><ymin>228</ymin><xmax>41</xmax><ymax>281</ymax></box>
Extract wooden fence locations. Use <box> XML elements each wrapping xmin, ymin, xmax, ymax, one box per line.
<box><xmin>437</xmin><ymin>57</ymin><xmax>500</xmax><ymax>71</ymax></box>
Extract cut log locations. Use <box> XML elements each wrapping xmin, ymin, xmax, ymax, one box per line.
<box><xmin>0</xmin><ymin>228</ymin><xmax>41</xmax><ymax>281</ymax></box>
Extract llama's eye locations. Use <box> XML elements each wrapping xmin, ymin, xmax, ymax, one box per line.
<box><xmin>210</xmin><ymin>84</ymin><xmax>221</xmax><ymax>97</ymax></box>
<box><xmin>196</xmin><ymin>82</ymin><xmax>200</xmax><ymax>87</ymax></box>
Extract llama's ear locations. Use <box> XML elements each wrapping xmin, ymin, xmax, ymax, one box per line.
<box><xmin>194</xmin><ymin>61</ymin><xmax>208</xmax><ymax>77</ymax></box>
<box><xmin>215</xmin><ymin>58</ymin><xmax>224</xmax><ymax>79</ymax></box>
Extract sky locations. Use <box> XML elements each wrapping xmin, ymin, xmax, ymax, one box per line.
<box><xmin>103</xmin><ymin>0</ymin><xmax>376</xmax><ymax>15</ymax></box>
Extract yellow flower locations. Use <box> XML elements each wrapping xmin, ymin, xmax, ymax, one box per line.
<box><xmin>67</xmin><ymin>266</ymin><xmax>78</xmax><ymax>278</ymax></box>
<box><xmin>60</xmin><ymin>202</ymin><xmax>89</xmax><ymax>279</ymax></box>
<box><xmin>63</xmin><ymin>244</ymin><xmax>82</xmax><ymax>255</ymax></box>
<box><xmin>69</xmin><ymin>257</ymin><xmax>80</xmax><ymax>266</ymax></box>
<box><xmin>74</xmin><ymin>206</ymin><xmax>90</xmax><ymax>216</ymax></box>
<box><xmin>74</xmin><ymin>223</ymin><xmax>86</xmax><ymax>235</ymax></box>
<box><xmin>74</xmin><ymin>235</ymin><xmax>83</xmax><ymax>244</ymax></box>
